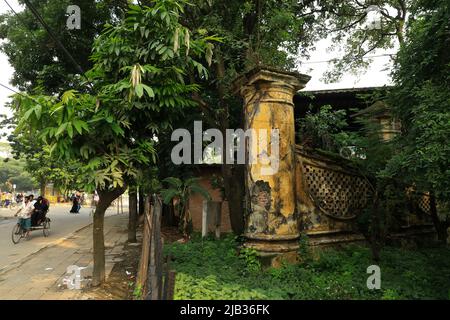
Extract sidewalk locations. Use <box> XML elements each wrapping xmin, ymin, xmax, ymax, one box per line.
<box><xmin>0</xmin><ymin>213</ymin><xmax>129</xmax><ymax>300</ymax></box>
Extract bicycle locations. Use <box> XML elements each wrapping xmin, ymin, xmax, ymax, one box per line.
<box><xmin>8</xmin><ymin>201</ymin><xmax>18</xmax><ymax>210</ymax></box>
<box><xmin>12</xmin><ymin>214</ymin><xmax>51</xmax><ymax>244</ymax></box>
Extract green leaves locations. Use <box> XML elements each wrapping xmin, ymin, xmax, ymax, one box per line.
<box><xmin>110</xmin><ymin>122</ymin><xmax>124</xmax><ymax>136</ymax></box>
<box><xmin>161</xmin><ymin>176</ymin><xmax>211</xmax><ymax>235</ymax></box>
<box><xmin>80</xmin><ymin>145</ymin><xmax>95</xmax><ymax>159</ymax></box>
<box><xmin>163</xmin><ymin>176</ymin><xmax>183</xmax><ymax>189</ymax></box>
<box><xmin>387</xmin><ymin>0</ymin><xmax>450</xmax><ymax>201</ymax></box>
<box><xmin>10</xmin><ymin>1</ymin><xmax>215</xmax><ymax>195</ymax></box>
<box><xmin>297</xmin><ymin>105</ymin><xmax>353</xmax><ymax>153</ymax></box>
<box><xmin>73</xmin><ymin>120</ymin><xmax>89</xmax><ymax>135</ymax></box>
<box><xmin>61</xmin><ymin>90</ymin><xmax>77</xmax><ymax>105</ymax></box>
<box><xmin>141</xmin><ymin>84</ymin><xmax>155</xmax><ymax>98</ymax></box>
<box><xmin>167</xmin><ymin>235</ymin><xmax>450</xmax><ymax>300</ymax></box>
<box><xmin>20</xmin><ymin>101</ymin><xmax>45</xmax><ymax>123</ymax></box>
<box><xmin>52</xmin><ymin>118</ymin><xmax>89</xmax><ymax>139</ymax></box>
<box><xmin>189</xmin><ymin>184</ymin><xmax>212</xmax><ymax>201</ymax></box>
<box><xmin>66</xmin><ymin>123</ymin><xmax>73</xmax><ymax>138</ymax></box>
<box><xmin>23</xmin><ymin>108</ymin><xmax>35</xmax><ymax>121</ymax></box>
<box><xmin>191</xmin><ymin>60</ymin><xmax>208</xmax><ymax>79</ymax></box>
<box><xmin>34</xmin><ymin>104</ymin><xmax>42</xmax><ymax>119</ymax></box>
<box><xmin>161</xmin><ymin>188</ymin><xmax>180</xmax><ymax>205</ymax></box>
<box><xmin>135</xmin><ymin>83</ymin><xmax>144</xmax><ymax>98</ymax></box>
<box><xmin>55</xmin><ymin>123</ymin><xmax>69</xmax><ymax>137</ymax></box>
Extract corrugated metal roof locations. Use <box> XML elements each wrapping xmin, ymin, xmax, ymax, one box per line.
<box><xmin>296</xmin><ymin>86</ymin><xmax>393</xmax><ymax>96</ymax></box>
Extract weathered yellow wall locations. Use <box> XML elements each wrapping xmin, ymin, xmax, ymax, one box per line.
<box><xmin>295</xmin><ymin>150</ymin><xmax>361</xmax><ymax>236</ymax></box>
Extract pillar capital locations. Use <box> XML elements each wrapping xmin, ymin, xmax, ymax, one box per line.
<box><xmin>233</xmin><ymin>67</ymin><xmax>311</xmax><ymax>101</ymax></box>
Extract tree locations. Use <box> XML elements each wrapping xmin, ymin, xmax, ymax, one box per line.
<box><xmin>161</xmin><ymin>177</ymin><xmax>211</xmax><ymax>239</ymax></box>
<box><xmin>182</xmin><ymin>0</ymin><xmax>434</xmax><ymax>237</ymax></box>
<box><xmin>384</xmin><ymin>0</ymin><xmax>450</xmax><ymax>241</ymax></box>
<box><xmin>175</xmin><ymin>0</ymin><xmax>319</xmax><ymax>234</ymax></box>
<box><xmin>0</xmin><ymin>157</ymin><xmax>37</xmax><ymax>192</ymax></box>
<box><xmin>300</xmin><ymin>0</ymin><xmax>412</xmax><ymax>82</ymax></box>
<box><xmin>23</xmin><ymin>148</ymin><xmax>83</xmax><ymax>196</ymax></box>
<box><xmin>296</xmin><ymin>105</ymin><xmax>356</xmax><ymax>152</ymax></box>
<box><xmin>0</xmin><ymin>0</ymin><xmax>129</xmax><ymax>94</ymax></box>
<box><xmin>319</xmin><ymin>0</ymin><xmax>450</xmax><ymax>252</ymax></box>
<box><xmin>128</xmin><ymin>185</ymin><xmax>138</xmax><ymax>243</ymax></box>
<box><xmin>0</xmin><ymin>0</ymin><xmax>129</xmax><ymax>198</ymax></box>
<box><xmin>2</xmin><ymin>109</ymin><xmax>81</xmax><ymax>196</ymax></box>
<box><xmin>12</xmin><ymin>1</ymin><xmax>213</xmax><ymax>286</ymax></box>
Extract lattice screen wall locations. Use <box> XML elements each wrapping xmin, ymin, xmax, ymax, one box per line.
<box><xmin>416</xmin><ymin>194</ymin><xmax>431</xmax><ymax>214</ymax></box>
<box><xmin>301</xmin><ymin>162</ymin><xmax>372</xmax><ymax>220</ymax></box>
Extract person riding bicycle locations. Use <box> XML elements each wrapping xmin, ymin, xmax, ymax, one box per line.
<box><xmin>70</xmin><ymin>193</ymin><xmax>81</xmax><ymax>214</ymax></box>
<box><xmin>0</xmin><ymin>192</ymin><xmax>5</xmax><ymax>207</ymax></box>
<box><xmin>4</xmin><ymin>192</ymin><xmax>12</xmax><ymax>208</ymax></box>
<box><xmin>32</xmin><ymin>196</ymin><xmax>50</xmax><ymax>226</ymax></box>
<box><xmin>14</xmin><ymin>195</ymin><xmax>34</xmax><ymax>238</ymax></box>
<box><xmin>16</xmin><ymin>193</ymin><xmax>24</xmax><ymax>205</ymax></box>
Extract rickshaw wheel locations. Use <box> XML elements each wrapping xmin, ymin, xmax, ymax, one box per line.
<box><xmin>43</xmin><ymin>219</ymin><xmax>50</xmax><ymax>237</ymax></box>
<box><xmin>12</xmin><ymin>223</ymin><xmax>23</xmax><ymax>244</ymax></box>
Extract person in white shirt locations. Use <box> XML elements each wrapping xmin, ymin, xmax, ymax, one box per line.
<box><xmin>15</xmin><ymin>195</ymin><xmax>35</xmax><ymax>238</ymax></box>
<box><xmin>29</xmin><ymin>194</ymin><xmax>36</xmax><ymax>206</ymax></box>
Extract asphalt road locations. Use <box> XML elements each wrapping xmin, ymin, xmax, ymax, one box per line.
<box><xmin>0</xmin><ymin>204</ymin><xmax>120</xmax><ymax>273</ymax></box>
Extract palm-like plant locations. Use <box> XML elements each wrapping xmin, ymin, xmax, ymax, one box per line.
<box><xmin>161</xmin><ymin>177</ymin><xmax>211</xmax><ymax>239</ymax></box>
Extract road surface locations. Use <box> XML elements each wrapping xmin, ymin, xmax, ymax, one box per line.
<box><xmin>0</xmin><ymin>204</ymin><xmax>121</xmax><ymax>273</ymax></box>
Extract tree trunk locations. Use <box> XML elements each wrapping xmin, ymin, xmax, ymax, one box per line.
<box><xmin>92</xmin><ymin>186</ymin><xmax>126</xmax><ymax>286</ymax></box>
<box><xmin>128</xmin><ymin>187</ymin><xmax>138</xmax><ymax>243</ymax></box>
<box><xmin>429</xmin><ymin>194</ymin><xmax>447</xmax><ymax>243</ymax></box>
<box><xmin>162</xmin><ymin>200</ymin><xmax>177</xmax><ymax>227</ymax></box>
<box><xmin>370</xmin><ymin>193</ymin><xmax>382</xmax><ymax>262</ymax></box>
<box><xmin>222</xmin><ymin>164</ymin><xmax>245</xmax><ymax>234</ymax></box>
<box><xmin>92</xmin><ymin>203</ymin><xmax>106</xmax><ymax>287</ymax></box>
<box><xmin>40</xmin><ymin>180</ymin><xmax>46</xmax><ymax>196</ymax></box>
<box><xmin>139</xmin><ymin>188</ymin><xmax>145</xmax><ymax>216</ymax></box>
<box><xmin>215</xmin><ymin>52</ymin><xmax>245</xmax><ymax>235</ymax></box>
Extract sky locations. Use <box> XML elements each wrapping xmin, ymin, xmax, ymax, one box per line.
<box><xmin>0</xmin><ymin>1</ymin><xmax>395</xmax><ymax>142</ymax></box>
<box><xmin>297</xmin><ymin>38</ymin><xmax>394</xmax><ymax>90</ymax></box>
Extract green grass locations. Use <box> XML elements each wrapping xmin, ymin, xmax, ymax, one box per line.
<box><xmin>164</xmin><ymin>234</ymin><xmax>450</xmax><ymax>300</ymax></box>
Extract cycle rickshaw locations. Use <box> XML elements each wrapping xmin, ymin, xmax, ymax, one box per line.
<box><xmin>12</xmin><ymin>210</ymin><xmax>51</xmax><ymax>244</ymax></box>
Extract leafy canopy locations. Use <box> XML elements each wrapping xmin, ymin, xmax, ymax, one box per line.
<box><xmin>12</xmin><ymin>1</ymin><xmax>216</xmax><ymax>192</ymax></box>
<box><xmin>384</xmin><ymin>0</ymin><xmax>450</xmax><ymax>201</ymax></box>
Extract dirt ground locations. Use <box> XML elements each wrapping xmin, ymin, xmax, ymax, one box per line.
<box><xmin>82</xmin><ymin>225</ymin><xmax>181</xmax><ymax>300</ymax></box>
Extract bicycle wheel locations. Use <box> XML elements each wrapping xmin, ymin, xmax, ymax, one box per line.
<box><xmin>43</xmin><ymin>218</ymin><xmax>50</xmax><ymax>237</ymax></box>
<box><xmin>12</xmin><ymin>223</ymin><xmax>23</xmax><ymax>244</ymax></box>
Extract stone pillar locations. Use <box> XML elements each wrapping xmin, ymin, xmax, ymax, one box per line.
<box><xmin>234</xmin><ymin>67</ymin><xmax>310</xmax><ymax>255</ymax></box>
<box><xmin>202</xmin><ymin>200</ymin><xmax>222</xmax><ymax>239</ymax></box>
<box><xmin>379</xmin><ymin>114</ymin><xmax>401</xmax><ymax>142</ymax></box>
<box><xmin>353</xmin><ymin>101</ymin><xmax>401</xmax><ymax>142</ymax></box>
